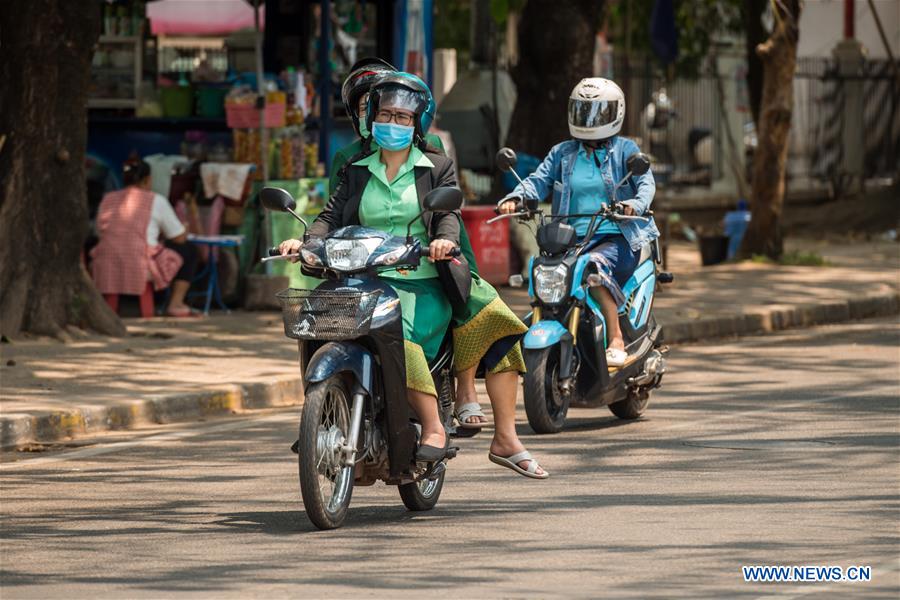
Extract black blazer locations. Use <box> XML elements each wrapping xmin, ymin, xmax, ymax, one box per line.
<box><xmin>307</xmin><ymin>151</ymin><xmax>461</xmax><ymax>245</ymax></box>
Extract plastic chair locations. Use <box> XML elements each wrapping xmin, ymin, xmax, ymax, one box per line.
<box><xmin>104</xmin><ymin>282</ymin><xmax>155</xmax><ymax>318</ymax></box>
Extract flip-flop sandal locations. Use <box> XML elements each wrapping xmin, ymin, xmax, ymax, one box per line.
<box><xmin>488</xmin><ymin>450</ymin><xmax>550</xmax><ymax>480</ymax></box>
<box><xmin>454</xmin><ymin>402</ymin><xmax>489</xmax><ymax>429</ymax></box>
<box><xmin>606</xmin><ymin>348</ymin><xmax>628</xmax><ymax>368</ymax></box>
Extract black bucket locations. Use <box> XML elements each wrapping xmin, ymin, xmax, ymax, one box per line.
<box><xmin>698</xmin><ymin>235</ymin><xmax>729</xmax><ymax>266</ymax></box>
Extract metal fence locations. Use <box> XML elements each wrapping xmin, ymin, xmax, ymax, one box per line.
<box><xmin>795</xmin><ymin>56</ymin><xmax>899</xmax><ymax>185</ymax></box>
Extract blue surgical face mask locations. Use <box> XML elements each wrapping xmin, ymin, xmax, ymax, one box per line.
<box><xmin>357</xmin><ymin>119</ymin><xmax>369</xmax><ymax>139</ymax></box>
<box><xmin>372</xmin><ymin>122</ymin><xmax>414</xmax><ymax>151</ymax></box>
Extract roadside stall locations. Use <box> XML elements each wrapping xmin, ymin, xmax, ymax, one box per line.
<box><xmin>86</xmin><ymin>0</ymin><xmax>437</xmax><ymax>309</ymax></box>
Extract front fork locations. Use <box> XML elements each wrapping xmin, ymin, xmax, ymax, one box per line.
<box><xmin>558</xmin><ymin>305</ymin><xmax>581</xmax><ymax>395</ymax></box>
<box><xmin>341</xmin><ymin>391</ymin><xmax>366</xmax><ymax>467</ymax></box>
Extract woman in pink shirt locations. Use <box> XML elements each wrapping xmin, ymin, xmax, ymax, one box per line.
<box><xmin>91</xmin><ymin>160</ymin><xmax>199</xmax><ymax>317</ymax></box>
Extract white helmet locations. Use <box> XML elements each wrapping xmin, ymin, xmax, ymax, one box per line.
<box><xmin>568</xmin><ymin>78</ymin><xmax>625</xmax><ymax>141</ymax></box>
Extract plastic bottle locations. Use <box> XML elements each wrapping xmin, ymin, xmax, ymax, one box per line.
<box><xmin>723</xmin><ymin>199</ymin><xmax>752</xmax><ymax>259</ymax></box>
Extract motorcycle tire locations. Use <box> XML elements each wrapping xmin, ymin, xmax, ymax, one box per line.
<box><xmin>523</xmin><ymin>347</ymin><xmax>569</xmax><ymax>434</ymax></box>
<box><xmin>298</xmin><ymin>376</ymin><xmax>355</xmax><ymax>530</ymax></box>
<box><xmin>609</xmin><ymin>386</ymin><xmax>651</xmax><ymax>420</ymax></box>
<box><xmin>399</xmin><ymin>469</ymin><xmax>445</xmax><ymax>511</ymax></box>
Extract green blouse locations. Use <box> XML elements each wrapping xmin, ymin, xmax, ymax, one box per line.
<box><xmin>356</xmin><ymin>147</ymin><xmax>438</xmax><ymax>280</ymax></box>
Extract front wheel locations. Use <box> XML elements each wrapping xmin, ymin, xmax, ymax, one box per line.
<box><xmin>523</xmin><ymin>347</ymin><xmax>569</xmax><ymax>434</ymax></box>
<box><xmin>298</xmin><ymin>376</ymin><xmax>355</xmax><ymax>530</ymax></box>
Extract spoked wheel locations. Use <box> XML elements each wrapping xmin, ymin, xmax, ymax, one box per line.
<box><xmin>523</xmin><ymin>347</ymin><xmax>569</xmax><ymax>434</ymax></box>
<box><xmin>298</xmin><ymin>376</ymin><xmax>354</xmax><ymax>530</ymax></box>
<box><xmin>399</xmin><ymin>468</ymin><xmax>445</xmax><ymax>511</ymax></box>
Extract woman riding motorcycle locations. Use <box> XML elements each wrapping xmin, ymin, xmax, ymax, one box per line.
<box><xmin>330</xmin><ymin>58</ymin><xmax>445</xmax><ymax>194</ymax></box>
<box><xmin>280</xmin><ymin>73</ymin><xmax>548</xmax><ymax>479</ymax></box>
<box><xmin>498</xmin><ymin>78</ymin><xmax>659</xmax><ymax>367</ymax></box>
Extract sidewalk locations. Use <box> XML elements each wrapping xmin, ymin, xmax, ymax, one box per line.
<box><xmin>1</xmin><ymin>238</ymin><xmax>897</xmax><ymax>449</ymax></box>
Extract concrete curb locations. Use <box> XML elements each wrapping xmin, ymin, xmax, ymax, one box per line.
<box><xmin>2</xmin><ymin>292</ymin><xmax>897</xmax><ymax>450</ymax></box>
<box><xmin>661</xmin><ymin>292</ymin><xmax>899</xmax><ymax>344</ymax></box>
<box><xmin>0</xmin><ymin>377</ymin><xmax>303</xmax><ymax>450</ymax></box>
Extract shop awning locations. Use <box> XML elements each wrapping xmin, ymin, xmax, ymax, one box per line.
<box><xmin>147</xmin><ymin>0</ymin><xmax>264</xmax><ymax>36</ymax></box>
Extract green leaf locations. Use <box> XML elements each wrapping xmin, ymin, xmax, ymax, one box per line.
<box><xmin>490</xmin><ymin>0</ymin><xmax>510</xmax><ymax>25</ymax></box>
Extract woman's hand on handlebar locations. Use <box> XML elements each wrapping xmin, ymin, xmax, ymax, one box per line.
<box><xmin>279</xmin><ymin>238</ymin><xmax>302</xmax><ymax>263</ymax></box>
<box><xmin>497</xmin><ymin>198</ymin><xmax>520</xmax><ymax>214</ymax></box>
<box><xmin>619</xmin><ymin>199</ymin><xmax>638</xmax><ymax>216</ymax></box>
<box><xmin>429</xmin><ymin>239</ymin><xmax>458</xmax><ymax>261</ymax></box>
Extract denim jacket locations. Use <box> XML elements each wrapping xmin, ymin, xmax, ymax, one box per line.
<box><xmin>502</xmin><ymin>137</ymin><xmax>660</xmax><ymax>251</ymax></box>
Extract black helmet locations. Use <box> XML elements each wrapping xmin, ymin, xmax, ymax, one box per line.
<box><xmin>365</xmin><ymin>72</ymin><xmax>433</xmax><ymax>144</ymax></box>
<box><xmin>341</xmin><ymin>57</ymin><xmax>396</xmax><ymax>136</ymax></box>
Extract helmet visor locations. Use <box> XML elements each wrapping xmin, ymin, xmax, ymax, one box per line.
<box><xmin>377</xmin><ymin>86</ymin><xmax>426</xmax><ymax>115</ymax></box>
<box><xmin>568</xmin><ymin>98</ymin><xmax>620</xmax><ymax>129</ymax></box>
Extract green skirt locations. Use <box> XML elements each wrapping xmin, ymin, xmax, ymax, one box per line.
<box><xmin>387</xmin><ymin>277</ymin><xmax>452</xmax><ymax>397</ymax></box>
<box><xmin>387</xmin><ymin>275</ymin><xmax>526</xmax><ymax>397</ymax></box>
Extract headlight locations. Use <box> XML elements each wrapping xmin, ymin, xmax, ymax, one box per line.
<box><xmin>325</xmin><ymin>238</ymin><xmax>382</xmax><ymax>271</ymax></box>
<box><xmin>533</xmin><ymin>263</ymin><xmax>568</xmax><ymax>304</ymax></box>
<box><xmin>371</xmin><ymin>246</ymin><xmax>408</xmax><ymax>267</ymax></box>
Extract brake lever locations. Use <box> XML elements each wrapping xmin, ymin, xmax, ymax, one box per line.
<box><xmin>486</xmin><ymin>211</ymin><xmax>527</xmax><ymax>224</ymax></box>
<box><xmin>260</xmin><ymin>253</ymin><xmax>300</xmax><ymax>263</ymax></box>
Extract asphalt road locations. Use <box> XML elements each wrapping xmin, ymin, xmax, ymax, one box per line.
<box><xmin>1</xmin><ymin>319</ymin><xmax>898</xmax><ymax>599</ymax></box>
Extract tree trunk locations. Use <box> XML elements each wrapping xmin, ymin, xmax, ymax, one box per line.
<box><xmin>739</xmin><ymin>0</ymin><xmax>802</xmax><ymax>260</ymax></box>
<box><xmin>0</xmin><ymin>1</ymin><xmax>125</xmax><ymax>338</ymax></box>
<box><xmin>742</xmin><ymin>0</ymin><xmax>769</xmax><ymax>128</ymax></box>
<box><xmin>506</xmin><ymin>0</ymin><xmax>606</xmax><ymax>157</ymax></box>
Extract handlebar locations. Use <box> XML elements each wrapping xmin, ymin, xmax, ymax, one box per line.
<box><xmin>418</xmin><ymin>246</ymin><xmax>462</xmax><ymax>263</ymax></box>
<box><xmin>267</xmin><ymin>246</ymin><xmax>281</xmax><ymax>257</ymax></box>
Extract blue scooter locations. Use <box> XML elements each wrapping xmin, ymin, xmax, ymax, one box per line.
<box><xmin>491</xmin><ymin>148</ymin><xmax>672</xmax><ymax>433</ymax></box>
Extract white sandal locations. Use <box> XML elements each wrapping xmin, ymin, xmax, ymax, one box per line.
<box><xmin>606</xmin><ymin>348</ymin><xmax>628</xmax><ymax>368</ymax></box>
<box><xmin>454</xmin><ymin>402</ymin><xmax>489</xmax><ymax>429</ymax></box>
<box><xmin>488</xmin><ymin>451</ymin><xmax>549</xmax><ymax>480</ymax></box>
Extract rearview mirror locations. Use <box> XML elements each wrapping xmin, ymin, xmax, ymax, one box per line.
<box><xmin>260</xmin><ymin>187</ymin><xmax>297</xmax><ymax>212</ymax></box>
<box><xmin>422</xmin><ymin>187</ymin><xmax>463</xmax><ymax>212</ymax></box>
<box><xmin>626</xmin><ymin>153</ymin><xmax>652</xmax><ymax>177</ymax></box>
<box><xmin>495</xmin><ymin>147</ymin><xmax>518</xmax><ymax>173</ymax></box>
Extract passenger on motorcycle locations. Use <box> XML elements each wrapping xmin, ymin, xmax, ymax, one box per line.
<box><xmin>330</xmin><ymin>57</ymin><xmax>445</xmax><ymax>194</ymax></box>
<box><xmin>280</xmin><ymin>73</ymin><xmax>548</xmax><ymax>478</ymax></box>
<box><xmin>498</xmin><ymin>78</ymin><xmax>659</xmax><ymax>367</ymax></box>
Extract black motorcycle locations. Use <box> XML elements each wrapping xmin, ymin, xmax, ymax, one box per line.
<box><xmin>260</xmin><ymin>186</ymin><xmax>463</xmax><ymax>530</ymax></box>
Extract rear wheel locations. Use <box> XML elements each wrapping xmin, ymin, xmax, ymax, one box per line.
<box><xmin>523</xmin><ymin>347</ymin><xmax>569</xmax><ymax>434</ymax></box>
<box><xmin>298</xmin><ymin>376</ymin><xmax>354</xmax><ymax>530</ymax></box>
<box><xmin>399</xmin><ymin>470</ymin><xmax>445</xmax><ymax>511</ymax></box>
<box><xmin>609</xmin><ymin>386</ymin><xmax>651</xmax><ymax>420</ymax></box>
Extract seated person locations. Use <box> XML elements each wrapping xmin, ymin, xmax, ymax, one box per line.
<box><xmin>91</xmin><ymin>160</ymin><xmax>200</xmax><ymax>317</ymax></box>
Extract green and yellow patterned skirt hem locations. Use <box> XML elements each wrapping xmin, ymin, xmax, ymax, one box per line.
<box><xmin>452</xmin><ymin>275</ymin><xmax>527</xmax><ymax>375</ymax></box>
<box><xmin>386</xmin><ymin>277</ymin><xmax>451</xmax><ymax>397</ymax></box>
<box><xmin>404</xmin><ymin>340</ymin><xmax>438</xmax><ymax>396</ymax></box>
